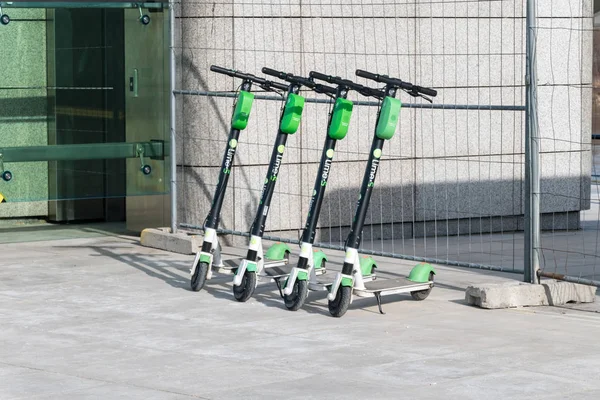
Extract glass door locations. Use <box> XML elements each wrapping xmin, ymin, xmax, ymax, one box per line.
<box><xmin>0</xmin><ymin>2</ymin><xmax>170</xmax><ymax>231</ymax></box>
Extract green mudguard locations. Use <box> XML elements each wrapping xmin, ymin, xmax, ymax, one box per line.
<box><xmin>265</xmin><ymin>242</ymin><xmax>292</xmax><ymax>260</ymax></box>
<box><xmin>359</xmin><ymin>256</ymin><xmax>377</xmax><ymax>276</ymax></box>
<box><xmin>231</xmin><ymin>90</ymin><xmax>255</xmax><ymax>130</ymax></box>
<box><xmin>375</xmin><ymin>96</ymin><xmax>401</xmax><ymax>140</ymax></box>
<box><xmin>199</xmin><ymin>254</ymin><xmax>212</xmax><ymax>264</ymax></box>
<box><xmin>313</xmin><ymin>250</ymin><xmax>328</xmax><ymax>270</ymax></box>
<box><xmin>297</xmin><ymin>269</ymin><xmax>308</xmax><ymax>281</ymax></box>
<box><xmin>280</xmin><ymin>93</ymin><xmax>305</xmax><ymax>134</ymax></box>
<box><xmin>341</xmin><ymin>276</ymin><xmax>354</xmax><ymax>287</ymax></box>
<box><xmin>245</xmin><ymin>261</ymin><xmax>258</xmax><ymax>272</ymax></box>
<box><xmin>407</xmin><ymin>263</ymin><xmax>436</xmax><ymax>283</ymax></box>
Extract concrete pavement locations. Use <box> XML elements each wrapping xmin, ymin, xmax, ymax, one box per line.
<box><xmin>1</xmin><ymin>229</ymin><xmax>600</xmax><ymax>399</ymax></box>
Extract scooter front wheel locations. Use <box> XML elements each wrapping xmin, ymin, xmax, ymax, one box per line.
<box><xmin>233</xmin><ymin>271</ymin><xmax>257</xmax><ymax>302</ymax></box>
<box><xmin>328</xmin><ymin>285</ymin><xmax>352</xmax><ymax>318</ymax></box>
<box><xmin>191</xmin><ymin>261</ymin><xmax>209</xmax><ymax>292</ymax></box>
<box><xmin>284</xmin><ymin>279</ymin><xmax>308</xmax><ymax>311</ymax></box>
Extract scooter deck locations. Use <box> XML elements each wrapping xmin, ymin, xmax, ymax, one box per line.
<box><xmin>263</xmin><ymin>258</ymin><xmax>289</xmax><ymax>269</ymax></box>
<box><xmin>212</xmin><ymin>258</ymin><xmax>242</xmax><ymax>274</ymax></box>
<box><xmin>306</xmin><ymin>272</ymin><xmax>378</xmax><ymax>292</ymax></box>
<box><xmin>354</xmin><ymin>278</ymin><xmax>432</xmax><ymax>297</ymax></box>
<box><xmin>308</xmin><ymin>271</ymin><xmax>337</xmax><ymax>291</ymax></box>
<box><xmin>261</xmin><ymin>258</ymin><xmax>327</xmax><ymax>279</ymax></box>
<box><xmin>212</xmin><ymin>257</ymin><xmax>289</xmax><ymax>274</ymax></box>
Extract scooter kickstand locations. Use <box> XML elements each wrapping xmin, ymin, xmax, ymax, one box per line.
<box><xmin>374</xmin><ymin>292</ymin><xmax>385</xmax><ymax>315</ymax></box>
<box><xmin>274</xmin><ymin>278</ymin><xmax>284</xmax><ymax>298</ymax></box>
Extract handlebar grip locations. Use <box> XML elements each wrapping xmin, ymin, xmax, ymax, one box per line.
<box><xmin>210</xmin><ymin>65</ymin><xmax>236</xmax><ymax>77</ymax></box>
<box><xmin>314</xmin><ymin>84</ymin><xmax>336</xmax><ymax>95</ymax></box>
<box><xmin>268</xmin><ymin>81</ymin><xmax>290</xmax><ymax>91</ymax></box>
<box><xmin>355</xmin><ymin>69</ymin><xmax>378</xmax><ymax>82</ymax></box>
<box><xmin>309</xmin><ymin>71</ymin><xmax>332</xmax><ymax>83</ymax></box>
<box><xmin>358</xmin><ymin>86</ymin><xmax>383</xmax><ymax>98</ymax></box>
<box><xmin>415</xmin><ymin>85</ymin><xmax>437</xmax><ymax>97</ymax></box>
<box><xmin>261</xmin><ymin>67</ymin><xmax>286</xmax><ymax>80</ymax></box>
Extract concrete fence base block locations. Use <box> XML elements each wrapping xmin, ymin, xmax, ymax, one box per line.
<box><xmin>465</xmin><ymin>280</ymin><xmax>596</xmax><ymax>309</ymax></box>
<box><xmin>140</xmin><ymin>228</ymin><xmax>202</xmax><ymax>255</ymax></box>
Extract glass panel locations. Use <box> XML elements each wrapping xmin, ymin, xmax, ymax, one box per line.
<box><xmin>0</xmin><ymin>4</ymin><xmax>170</xmax><ymax>222</ymax></box>
<box><xmin>2</xmin><ymin>3</ymin><xmax>165</xmax><ymax>9</ymax></box>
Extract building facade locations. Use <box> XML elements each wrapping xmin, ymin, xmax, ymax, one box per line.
<box><xmin>0</xmin><ymin>1</ymin><xmax>595</xmax><ymax>247</ymax></box>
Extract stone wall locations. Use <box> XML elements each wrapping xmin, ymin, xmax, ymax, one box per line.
<box><xmin>175</xmin><ymin>1</ymin><xmax>593</xmax><ymax>243</ymax></box>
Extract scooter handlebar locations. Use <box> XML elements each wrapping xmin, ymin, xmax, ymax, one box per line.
<box><xmin>210</xmin><ymin>65</ymin><xmax>247</xmax><ymax>79</ymax></box>
<box><xmin>413</xmin><ymin>85</ymin><xmax>438</xmax><ymax>97</ymax></box>
<box><xmin>210</xmin><ymin>65</ymin><xmax>288</xmax><ymax>91</ymax></box>
<box><xmin>262</xmin><ymin>67</ymin><xmax>336</xmax><ymax>95</ymax></box>
<box><xmin>355</xmin><ymin>69</ymin><xmax>378</xmax><ymax>82</ymax></box>
<box><xmin>261</xmin><ymin>67</ymin><xmax>286</xmax><ymax>80</ymax></box>
<box><xmin>308</xmin><ymin>71</ymin><xmax>331</xmax><ymax>83</ymax></box>
<box><xmin>355</xmin><ymin>69</ymin><xmax>437</xmax><ymax>97</ymax></box>
<box><xmin>262</xmin><ymin>67</ymin><xmax>312</xmax><ymax>88</ymax></box>
<box><xmin>313</xmin><ymin>83</ymin><xmax>337</xmax><ymax>95</ymax></box>
<box><xmin>310</xmin><ymin>70</ymin><xmax>384</xmax><ymax>99</ymax></box>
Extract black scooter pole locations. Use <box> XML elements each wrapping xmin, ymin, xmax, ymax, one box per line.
<box><xmin>340</xmin><ymin>85</ymin><xmax>397</xmax><ymax>276</ymax></box>
<box><xmin>296</xmin><ymin>86</ymin><xmax>349</xmax><ymax>269</ymax></box>
<box><xmin>203</xmin><ymin>66</ymin><xmax>288</xmax><ymax>237</ymax></box>
<box><xmin>204</xmin><ymin>79</ymin><xmax>252</xmax><ymax>233</ymax></box>
<box><xmin>245</xmin><ymin>83</ymin><xmax>302</xmax><ymax>262</ymax></box>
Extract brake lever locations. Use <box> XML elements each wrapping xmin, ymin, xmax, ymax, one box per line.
<box><xmin>260</xmin><ymin>83</ymin><xmax>285</xmax><ymax>98</ymax></box>
<box><xmin>404</xmin><ymin>88</ymin><xmax>433</xmax><ymax>103</ymax></box>
<box><xmin>418</xmin><ymin>93</ymin><xmax>433</xmax><ymax>103</ymax></box>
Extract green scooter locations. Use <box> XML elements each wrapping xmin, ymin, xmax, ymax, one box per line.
<box><xmin>314</xmin><ymin>69</ymin><xmax>439</xmax><ymax>317</ymax></box>
<box><xmin>190</xmin><ymin>65</ymin><xmax>288</xmax><ymax>292</ymax></box>
<box><xmin>260</xmin><ymin>69</ymin><xmax>384</xmax><ymax>310</ymax></box>
<box><xmin>231</xmin><ymin>68</ymin><xmax>339</xmax><ymax>302</ymax></box>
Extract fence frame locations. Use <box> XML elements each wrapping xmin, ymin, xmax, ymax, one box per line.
<box><xmin>524</xmin><ymin>0</ymin><xmax>540</xmax><ymax>284</ymax></box>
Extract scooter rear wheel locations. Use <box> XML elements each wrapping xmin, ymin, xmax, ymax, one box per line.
<box><xmin>410</xmin><ymin>272</ymin><xmax>434</xmax><ymax>301</ymax></box>
<box><xmin>233</xmin><ymin>271</ymin><xmax>256</xmax><ymax>302</ymax></box>
<box><xmin>328</xmin><ymin>285</ymin><xmax>352</xmax><ymax>318</ymax></box>
<box><xmin>284</xmin><ymin>279</ymin><xmax>308</xmax><ymax>311</ymax></box>
<box><xmin>190</xmin><ymin>261</ymin><xmax>209</xmax><ymax>292</ymax></box>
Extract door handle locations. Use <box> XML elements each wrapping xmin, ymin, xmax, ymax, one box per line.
<box><xmin>129</xmin><ymin>68</ymin><xmax>139</xmax><ymax>97</ymax></box>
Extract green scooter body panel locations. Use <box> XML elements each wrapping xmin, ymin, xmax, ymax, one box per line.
<box><xmin>231</xmin><ymin>90</ymin><xmax>255</xmax><ymax>130</ymax></box>
<box><xmin>341</xmin><ymin>276</ymin><xmax>354</xmax><ymax>287</ymax></box>
<box><xmin>375</xmin><ymin>96</ymin><xmax>401</xmax><ymax>140</ymax></box>
<box><xmin>407</xmin><ymin>262</ymin><xmax>436</xmax><ymax>283</ymax></box>
<box><xmin>328</xmin><ymin>98</ymin><xmax>354</xmax><ymax>140</ymax></box>
<box><xmin>280</xmin><ymin>93</ymin><xmax>305</xmax><ymax>134</ymax></box>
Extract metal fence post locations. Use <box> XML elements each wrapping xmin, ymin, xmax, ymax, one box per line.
<box><xmin>169</xmin><ymin>0</ymin><xmax>177</xmax><ymax>234</ymax></box>
<box><xmin>525</xmin><ymin>0</ymin><xmax>540</xmax><ymax>283</ymax></box>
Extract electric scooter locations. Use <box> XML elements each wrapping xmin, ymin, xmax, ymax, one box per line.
<box><xmin>190</xmin><ymin>65</ymin><xmax>288</xmax><ymax>292</ymax></box>
<box><xmin>260</xmin><ymin>70</ymin><xmax>384</xmax><ymax>311</ymax></box>
<box><xmin>311</xmin><ymin>69</ymin><xmax>439</xmax><ymax>318</ymax></box>
<box><xmin>230</xmin><ymin>68</ymin><xmax>345</xmax><ymax>302</ymax></box>
<box><xmin>229</xmin><ymin>67</ymin><xmax>342</xmax><ymax>301</ymax></box>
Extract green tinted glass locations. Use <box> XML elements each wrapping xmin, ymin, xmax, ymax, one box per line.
<box><xmin>0</xmin><ymin>4</ymin><xmax>170</xmax><ymax>224</ymax></box>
